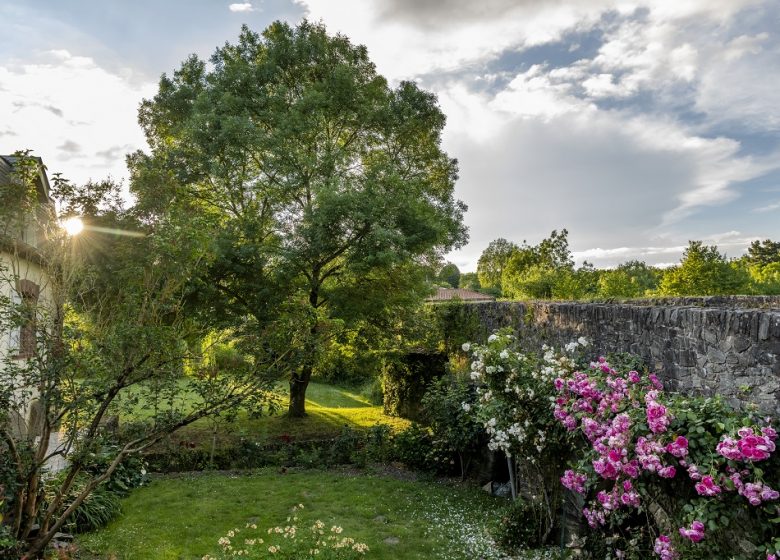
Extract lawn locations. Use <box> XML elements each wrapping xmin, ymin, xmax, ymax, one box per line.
<box><xmin>121</xmin><ymin>381</ymin><xmax>410</xmax><ymax>449</ymax></box>
<box><xmin>78</xmin><ymin>469</ymin><xmax>563</xmax><ymax>560</ymax></box>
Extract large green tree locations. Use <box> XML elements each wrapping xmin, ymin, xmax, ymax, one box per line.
<box><xmin>597</xmin><ymin>260</ymin><xmax>660</xmax><ymax>298</ymax></box>
<box><xmin>501</xmin><ymin>229</ymin><xmax>574</xmax><ymax>299</ymax></box>
<box><xmin>437</xmin><ymin>262</ymin><xmax>461</xmax><ymax>288</ymax></box>
<box><xmin>476</xmin><ymin>238</ymin><xmax>517</xmax><ymax>294</ymax></box>
<box><xmin>657</xmin><ymin>241</ymin><xmax>749</xmax><ymax>296</ymax></box>
<box><xmin>131</xmin><ymin>21</ymin><xmax>467</xmax><ymax>416</ymax></box>
<box><xmin>746</xmin><ymin>239</ymin><xmax>780</xmax><ymax>267</ymax></box>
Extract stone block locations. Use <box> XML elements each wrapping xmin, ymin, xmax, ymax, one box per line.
<box><xmin>730</xmin><ymin>335</ymin><xmax>751</xmax><ymax>353</ymax></box>
<box><xmin>759</xmin><ymin>314</ymin><xmax>771</xmax><ymax>341</ymax></box>
<box><xmin>702</xmin><ymin>328</ymin><xmax>718</xmax><ymax>344</ymax></box>
<box><xmin>707</xmin><ymin>347</ymin><xmax>726</xmax><ymax>364</ymax></box>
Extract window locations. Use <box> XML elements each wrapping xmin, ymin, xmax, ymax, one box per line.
<box><xmin>14</xmin><ymin>279</ymin><xmax>39</xmax><ymax>359</ymax></box>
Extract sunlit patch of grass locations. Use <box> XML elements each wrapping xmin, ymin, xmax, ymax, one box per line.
<box><xmin>119</xmin><ymin>381</ymin><xmax>409</xmax><ymax>449</ymax></box>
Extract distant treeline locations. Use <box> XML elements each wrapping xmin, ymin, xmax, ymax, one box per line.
<box><xmin>434</xmin><ymin>231</ymin><xmax>780</xmax><ymax>299</ymax></box>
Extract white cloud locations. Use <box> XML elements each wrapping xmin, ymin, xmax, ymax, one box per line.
<box><xmin>229</xmin><ymin>3</ymin><xmax>256</xmax><ymax>12</ymax></box>
<box><xmin>754</xmin><ymin>201</ymin><xmax>780</xmax><ymax>213</ymax></box>
<box><xmin>293</xmin><ymin>0</ymin><xmax>631</xmax><ymax>80</ymax></box>
<box><xmin>491</xmin><ymin>64</ymin><xmax>594</xmax><ymax>120</ymax></box>
<box><xmin>0</xmin><ymin>50</ymin><xmax>155</xmax><ymax>186</ymax></box>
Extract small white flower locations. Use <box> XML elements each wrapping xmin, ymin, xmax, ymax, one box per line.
<box><xmin>488</xmin><ymin>334</ymin><xmax>498</xmax><ymax>343</ymax></box>
<box><xmin>578</xmin><ymin>336</ymin><xmax>589</xmax><ymax>347</ymax></box>
<box><xmin>499</xmin><ymin>350</ymin><xmax>509</xmax><ymax>360</ymax></box>
<box><xmin>461</xmin><ymin>342</ymin><xmax>470</xmax><ymax>352</ymax></box>
<box><xmin>461</xmin><ymin>402</ymin><xmax>471</xmax><ymax>412</ymax></box>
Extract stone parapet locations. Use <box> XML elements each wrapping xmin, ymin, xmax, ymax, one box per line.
<box><xmin>459</xmin><ymin>298</ymin><xmax>780</xmax><ymax>414</ymax></box>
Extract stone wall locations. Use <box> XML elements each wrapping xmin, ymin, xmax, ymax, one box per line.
<box><xmin>457</xmin><ymin>297</ymin><xmax>780</xmax><ymax>414</ymax></box>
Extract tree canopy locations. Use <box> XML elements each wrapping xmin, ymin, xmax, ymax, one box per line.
<box><xmin>438</xmin><ymin>262</ymin><xmax>461</xmax><ymax>288</ymax></box>
<box><xmin>657</xmin><ymin>241</ymin><xmax>749</xmax><ymax>296</ymax></box>
<box><xmin>476</xmin><ymin>238</ymin><xmax>517</xmax><ymax>293</ymax></box>
<box><xmin>131</xmin><ymin>20</ymin><xmax>467</xmax><ymax>415</ymax></box>
<box><xmin>746</xmin><ymin>239</ymin><xmax>780</xmax><ymax>267</ymax></box>
<box><xmin>500</xmin><ymin>229</ymin><xmax>574</xmax><ymax>299</ymax></box>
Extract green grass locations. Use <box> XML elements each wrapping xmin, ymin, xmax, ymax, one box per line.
<box><xmin>122</xmin><ymin>381</ymin><xmax>409</xmax><ymax>449</ymax></box>
<box><xmin>78</xmin><ymin>469</ymin><xmax>559</xmax><ymax>560</ymax></box>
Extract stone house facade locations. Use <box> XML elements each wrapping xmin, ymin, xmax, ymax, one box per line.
<box><xmin>0</xmin><ymin>154</ymin><xmax>56</xmax><ymax>440</ymax></box>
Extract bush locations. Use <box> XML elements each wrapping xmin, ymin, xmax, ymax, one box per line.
<box><xmin>389</xmin><ymin>424</ymin><xmax>455</xmax><ymax>474</ymax></box>
<box><xmin>67</xmin><ymin>486</ymin><xmax>122</xmax><ymax>533</ymax></box>
<box><xmin>363</xmin><ymin>424</ymin><xmax>392</xmax><ymax>463</ymax></box>
<box><xmin>492</xmin><ymin>497</ymin><xmax>550</xmax><ymax>553</ymax></box>
<box><xmin>553</xmin><ymin>354</ymin><xmax>780</xmax><ymax>559</ymax></box>
<box><xmin>360</xmin><ymin>377</ymin><xmax>384</xmax><ymax>406</ymax></box>
<box><xmin>420</xmin><ymin>375</ymin><xmax>482</xmax><ymax>478</ymax></box>
<box><xmin>0</xmin><ymin>485</ymin><xmax>19</xmax><ymax>556</ymax></box>
<box><xmin>43</xmin><ymin>473</ymin><xmax>122</xmax><ymax>533</ymax></box>
<box><xmin>381</xmin><ymin>351</ymin><xmax>447</xmax><ymax>419</ymax></box>
<box><xmin>327</xmin><ymin>427</ymin><xmax>363</xmax><ymax>466</ymax></box>
<box><xmin>82</xmin><ymin>444</ymin><xmax>148</xmax><ymax>497</ymax></box>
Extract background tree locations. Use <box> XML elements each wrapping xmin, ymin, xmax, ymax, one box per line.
<box><xmin>746</xmin><ymin>239</ymin><xmax>780</xmax><ymax>267</ymax></box>
<box><xmin>597</xmin><ymin>260</ymin><xmax>660</xmax><ymax>298</ymax></box>
<box><xmin>741</xmin><ymin>239</ymin><xmax>780</xmax><ymax>295</ymax></box>
<box><xmin>657</xmin><ymin>241</ymin><xmax>749</xmax><ymax>296</ymax></box>
<box><xmin>132</xmin><ymin>21</ymin><xmax>467</xmax><ymax>417</ymax></box>
<box><xmin>747</xmin><ymin>262</ymin><xmax>780</xmax><ymax>295</ymax></box>
<box><xmin>459</xmin><ymin>272</ymin><xmax>480</xmax><ymax>291</ymax></box>
<box><xmin>501</xmin><ymin>229</ymin><xmax>574</xmax><ymax>299</ymax></box>
<box><xmin>477</xmin><ymin>238</ymin><xmax>517</xmax><ymax>294</ymax></box>
<box><xmin>552</xmin><ymin>262</ymin><xmax>599</xmax><ymax>300</ymax></box>
<box><xmin>437</xmin><ymin>262</ymin><xmax>461</xmax><ymax>288</ymax></box>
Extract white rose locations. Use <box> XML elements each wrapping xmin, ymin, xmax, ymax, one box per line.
<box><xmin>461</xmin><ymin>342</ymin><xmax>470</xmax><ymax>352</ymax></box>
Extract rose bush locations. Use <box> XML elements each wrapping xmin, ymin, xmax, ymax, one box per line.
<box><xmin>553</xmin><ymin>355</ymin><xmax>780</xmax><ymax>559</ymax></box>
<box><xmin>461</xmin><ymin>331</ymin><xmax>780</xmax><ymax>558</ymax></box>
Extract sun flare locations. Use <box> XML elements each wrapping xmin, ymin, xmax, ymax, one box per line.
<box><xmin>62</xmin><ymin>216</ymin><xmax>85</xmax><ymax>236</ymax></box>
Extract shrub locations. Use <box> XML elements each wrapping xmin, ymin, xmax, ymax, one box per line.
<box><xmin>363</xmin><ymin>424</ymin><xmax>392</xmax><ymax>463</ymax></box>
<box><xmin>82</xmin><ymin>443</ymin><xmax>148</xmax><ymax>497</ymax></box>
<box><xmin>67</xmin><ymin>486</ymin><xmax>122</xmax><ymax>533</ymax></box>
<box><xmin>492</xmin><ymin>497</ymin><xmax>550</xmax><ymax>553</ymax></box>
<box><xmin>420</xmin><ymin>375</ymin><xmax>482</xmax><ymax>478</ymax></box>
<box><xmin>381</xmin><ymin>351</ymin><xmax>447</xmax><ymax>419</ymax></box>
<box><xmin>0</xmin><ymin>485</ymin><xmax>19</xmax><ymax>555</ymax></box>
<box><xmin>43</xmin><ymin>474</ymin><xmax>122</xmax><ymax>533</ymax></box>
<box><xmin>389</xmin><ymin>424</ymin><xmax>454</xmax><ymax>474</ymax></box>
<box><xmin>327</xmin><ymin>427</ymin><xmax>363</xmax><ymax>466</ymax></box>
<box><xmin>553</xmin><ymin>354</ymin><xmax>780</xmax><ymax>558</ymax></box>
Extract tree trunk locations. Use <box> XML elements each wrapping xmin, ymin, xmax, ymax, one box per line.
<box><xmin>507</xmin><ymin>455</ymin><xmax>517</xmax><ymax>501</ymax></box>
<box><xmin>288</xmin><ymin>364</ymin><xmax>312</xmax><ymax>417</ymax></box>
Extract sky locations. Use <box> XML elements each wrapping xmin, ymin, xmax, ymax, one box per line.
<box><xmin>1</xmin><ymin>1</ymin><xmax>779</xmax><ymax>271</ymax></box>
